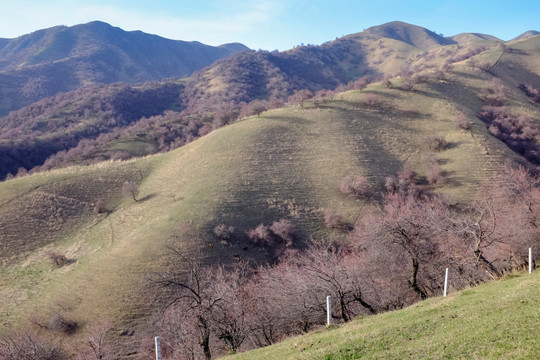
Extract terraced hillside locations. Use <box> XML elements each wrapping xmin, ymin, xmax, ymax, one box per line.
<box><xmin>0</xmin><ymin>35</ymin><xmax>540</xmax><ymax>357</ymax></box>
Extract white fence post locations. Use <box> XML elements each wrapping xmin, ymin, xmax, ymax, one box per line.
<box><xmin>155</xmin><ymin>336</ymin><xmax>162</xmax><ymax>360</ymax></box>
<box><xmin>529</xmin><ymin>248</ymin><xmax>533</xmax><ymax>274</ymax></box>
<box><xmin>443</xmin><ymin>268</ymin><xmax>449</xmax><ymax>297</ymax></box>
<box><xmin>326</xmin><ymin>295</ymin><xmax>332</xmax><ymax>326</ymax></box>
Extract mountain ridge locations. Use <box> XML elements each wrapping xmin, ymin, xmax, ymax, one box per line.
<box><xmin>0</xmin><ymin>21</ymin><xmax>249</xmax><ymax>115</ymax></box>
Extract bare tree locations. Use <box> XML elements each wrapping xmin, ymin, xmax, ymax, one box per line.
<box><xmin>288</xmin><ymin>89</ymin><xmax>313</xmax><ymax>109</ymax></box>
<box><xmin>269</xmin><ymin>219</ymin><xmax>296</xmax><ymax>247</ymax></box>
<box><xmin>0</xmin><ymin>330</ymin><xmax>67</xmax><ymax>360</ymax></box>
<box><xmin>452</xmin><ymin>164</ymin><xmax>540</xmax><ymax>276</ymax></box>
<box><xmin>158</xmin><ymin>248</ymin><xmax>251</xmax><ymax>359</ymax></box>
<box><xmin>295</xmin><ymin>243</ymin><xmax>376</xmax><ymax>321</ymax></box>
<box><xmin>452</xmin><ymin>112</ymin><xmax>472</xmax><ymax>130</ymax></box>
<box><xmin>75</xmin><ymin>320</ymin><xmax>116</xmax><ymax>360</ymax></box>
<box><xmin>358</xmin><ymin>191</ymin><xmax>451</xmax><ymax>300</ymax></box>
<box><xmin>340</xmin><ymin>175</ymin><xmax>371</xmax><ymax>199</ymax></box>
<box><xmin>121</xmin><ymin>181</ymin><xmax>139</xmax><ymax>202</ymax></box>
<box><xmin>246</xmin><ymin>224</ymin><xmax>274</xmax><ymax>246</ymax></box>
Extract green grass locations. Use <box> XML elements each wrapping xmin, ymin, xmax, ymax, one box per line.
<box><xmin>222</xmin><ymin>271</ymin><xmax>540</xmax><ymax>360</ymax></box>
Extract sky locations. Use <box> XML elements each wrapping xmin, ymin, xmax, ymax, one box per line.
<box><xmin>0</xmin><ymin>0</ymin><xmax>538</xmax><ymax>51</ymax></box>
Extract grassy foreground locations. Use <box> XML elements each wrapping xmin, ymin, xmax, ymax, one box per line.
<box><xmin>223</xmin><ymin>271</ymin><xmax>540</xmax><ymax>360</ymax></box>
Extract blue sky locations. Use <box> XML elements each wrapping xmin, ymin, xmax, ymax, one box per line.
<box><xmin>0</xmin><ymin>0</ymin><xmax>538</xmax><ymax>51</ymax></box>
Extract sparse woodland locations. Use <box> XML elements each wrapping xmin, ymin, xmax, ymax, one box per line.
<box><xmin>1</xmin><ymin>22</ymin><xmax>540</xmax><ymax>360</ymax></box>
<box><xmin>149</xmin><ymin>164</ymin><xmax>540</xmax><ymax>359</ymax></box>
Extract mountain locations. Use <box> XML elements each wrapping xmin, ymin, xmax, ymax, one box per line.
<box><xmin>364</xmin><ymin>21</ymin><xmax>456</xmax><ymax>48</ymax></box>
<box><xmin>1</xmin><ymin>29</ymin><xmax>540</xmax><ymax>356</ymax></box>
<box><xmin>0</xmin><ymin>21</ymin><xmax>518</xmax><ymax>179</ymax></box>
<box><xmin>449</xmin><ymin>32</ymin><xmax>502</xmax><ymax>45</ymax></box>
<box><xmin>511</xmin><ymin>30</ymin><xmax>540</xmax><ymax>41</ymax></box>
<box><xmin>0</xmin><ymin>21</ymin><xmax>249</xmax><ymax>115</ymax></box>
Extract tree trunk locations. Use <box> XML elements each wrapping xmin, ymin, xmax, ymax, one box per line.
<box><xmin>474</xmin><ymin>249</ymin><xmax>501</xmax><ymax>278</ymax></box>
<box><xmin>198</xmin><ymin>315</ymin><xmax>212</xmax><ymax>360</ymax></box>
<box><xmin>409</xmin><ymin>255</ymin><xmax>427</xmax><ymax>299</ymax></box>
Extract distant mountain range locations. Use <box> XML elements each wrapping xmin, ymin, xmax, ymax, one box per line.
<box><xmin>0</xmin><ymin>21</ymin><xmax>538</xmax><ymax>179</ymax></box>
<box><xmin>0</xmin><ymin>21</ymin><xmax>249</xmax><ymax>115</ymax></box>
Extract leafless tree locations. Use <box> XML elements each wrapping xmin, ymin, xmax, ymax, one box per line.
<box><xmin>357</xmin><ymin>191</ymin><xmax>451</xmax><ymax>300</ymax></box>
<box><xmin>75</xmin><ymin>320</ymin><xmax>117</xmax><ymax>360</ymax></box>
<box><xmin>121</xmin><ymin>181</ymin><xmax>139</xmax><ymax>202</ymax></box>
<box><xmin>0</xmin><ymin>330</ymin><xmax>67</xmax><ymax>360</ymax></box>
<box><xmin>294</xmin><ymin>243</ymin><xmax>377</xmax><ymax>321</ymax></box>
<box><xmin>288</xmin><ymin>89</ymin><xmax>313</xmax><ymax>109</ymax></box>
<box><xmin>340</xmin><ymin>175</ymin><xmax>371</xmax><ymax>199</ymax></box>
<box><xmin>269</xmin><ymin>219</ymin><xmax>296</xmax><ymax>247</ymax></box>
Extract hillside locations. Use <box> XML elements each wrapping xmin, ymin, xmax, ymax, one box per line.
<box><xmin>511</xmin><ymin>30</ymin><xmax>540</xmax><ymax>41</ymax></box>
<box><xmin>0</xmin><ymin>21</ymin><xmax>510</xmax><ymax>179</ymax></box>
<box><xmin>0</xmin><ymin>22</ymin><xmax>540</xmax><ymax>358</ymax></box>
<box><xmin>0</xmin><ymin>21</ymin><xmax>248</xmax><ymax>115</ymax></box>
<box><xmin>222</xmin><ymin>270</ymin><xmax>540</xmax><ymax>360</ymax></box>
<box><xmin>1</xmin><ymin>40</ymin><xmax>540</xmax><ymax>356</ymax></box>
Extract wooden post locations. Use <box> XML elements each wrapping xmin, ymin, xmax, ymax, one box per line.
<box><xmin>529</xmin><ymin>248</ymin><xmax>533</xmax><ymax>274</ymax></box>
<box><xmin>326</xmin><ymin>295</ymin><xmax>332</xmax><ymax>326</ymax></box>
<box><xmin>155</xmin><ymin>336</ymin><xmax>162</xmax><ymax>360</ymax></box>
<box><xmin>443</xmin><ymin>268</ymin><xmax>449</xmax><ymax>297</ymax></box>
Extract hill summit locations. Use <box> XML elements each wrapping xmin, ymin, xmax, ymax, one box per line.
<box><xmin>0</xmin><ymin>21</ymin><xmax>249</xmax><ymax>115</ymax></box>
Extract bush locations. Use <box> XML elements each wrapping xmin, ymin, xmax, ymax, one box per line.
<box><xmin>363</xmin><ymin>93</ymin><xmax>379</xmax><ymax>108</ymax></box>
<box><xmin>246</xmin><ymin>224</ymin><xmax>273</xmax><ymax>246</ymax></box>
<box><xmin>213</xmin><ymin>224</ymin><xmax>234</xmax><ymax>240</ymax></box>
<box><xmin>0</xmin><ymin>330</ymin><xmax>68</xmax><ymax>360</ymax></box>
<box><xmin>324</xmin><ymin>210</ymin><xmax>346</xmax><ymax>229</ymax></box>
<box><xmin>518</xmin><ymin>83</ymin><xmax>540</xmax><ymax>103</ymax></box>
<box><xmin>121</xmin><ymin>181</ymin><xmax>139</xmax><ymax>202</ymax></box>
<box><xmin>49</xmin><ymin>314</ymin><xmax>78</xmax><ymax>335</ymax></box>
<box><xmin>340</xmin><ymin>175</ymin><xmax>371</xmax><ymax>198</ymax></box>
<box><xmin>269</xmin><ymin>219</ymin><xmax>296</xmax><ymax>247</ymax></box>
<box><xmin>452</xmin><ymin>112</ymin><xmax>472</xmax><ymax>130</ymax></box>
<box><xmin>423</xmin><ymin>135</ymin><xmax>447</xmax><ymax>152</ymax></box>
<box><xmin>48</xmin><ymin>251</ymin><xmax>68</xmax><ymax>267</ymax></box>
<box><xmin>93</xmin><ymin>199</ymin><xmax>105</xmax><ymax>214</ymax></box>
<box><xmin>479</xmin><ymin>78</ymin><xmax>506</xmax><ymax>106</ymax></box>
<box><xmin>426</xmin><ymin>163</ymin><xmax>445</xmax><ymax>184</ymax></box>
<box><xmin>477</xmin><ymin>106</ymin><xmax>540</xmax><ymax>164</ymax></box>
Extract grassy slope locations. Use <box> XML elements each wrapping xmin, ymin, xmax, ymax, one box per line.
<box><xmin>0</xmin><ymin>41</ymin><xmax>539</xmax><ymax>354</ymax></box>
<box><xmin>222</xmin><ymin>270</ymin><xmax>540</xmax><ymax>360</ymax></box>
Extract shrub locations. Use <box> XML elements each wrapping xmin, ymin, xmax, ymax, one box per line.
<box><xmin>93</xmin><ymin>199</ymin><xmax>105</xmax><ymax>214</ymax></box>
<box><xmin>479</xmin><ymin>78</ymin><xmax>506</xmax><ymax>106</ymax></box>
<box><xmin>385</xmin><ymin>168</ymin><xmax>422</xmax><ymax>198</ymax></box>
<box><xmin>452</xmin><ymin>112</ymin><xmax>472</xmax><ymax>130</ymax></box>
<box><xmin>340</xmin><ymin>175</ymin><xmax>371</xmax><ymax>198</ymax></box>
<box><xmin>48</xmin><ymin>251</ymin><xmax>68</xmax><ymax>267</ymax></box>
<box><xmin>213</xmin><ymin>224</ymin><xmax>234</xmax><ymax>240</ymax></box>
<box><xmin>477</xmin><ymin>106</ymin><xmax>540</xmax><ymax>164</ymax></box>
<box><xmin>110</xmin><ymin>151</ymin><xmax>131</xmax><ymax>161</ymax></box>
<box><xmin>0</xmin><ymin>330</ymin><xmax>68</xmax><ymax>360</ymax></box>
<box><xmin>324</xmin><ymin>210</ymin><xmax>346</xmax><ymax>229</ymax></box>
<box><xmin>426</xmin><ymin>163</ymin><xmax>445</xmax><ymax>184</ymax></box>
<box><xmin>49</xmin><ymin>314</ymin><xmax>78</xmax><ymax>335</ymax></box>
<box><xmin>121</xmin><ymin>181</ymin><xmax>139</xmax><ymax>202</ymax></box>
<box><xmin>423</xmin><ymin>135</ymin><xmax>447</xmax><ymax>152</ymax></box>
<box><xmin>246</xmin><ymin>224</ymin><xmax>273</xmax><ymax>246</ymax></box>
<box><xmin>518</xmin><ymin>83</ymin><xmax>540</xmax><ymax>103</ymax></box>
<box><xmin>269</xmin><ymin>219</ymin><xmax>296</xmax><ymax>247</ymax></box>
<box><xmin>363</xmin><ymin>93</ymin><xmax>379</xmax><ymax>108</ymax></box>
